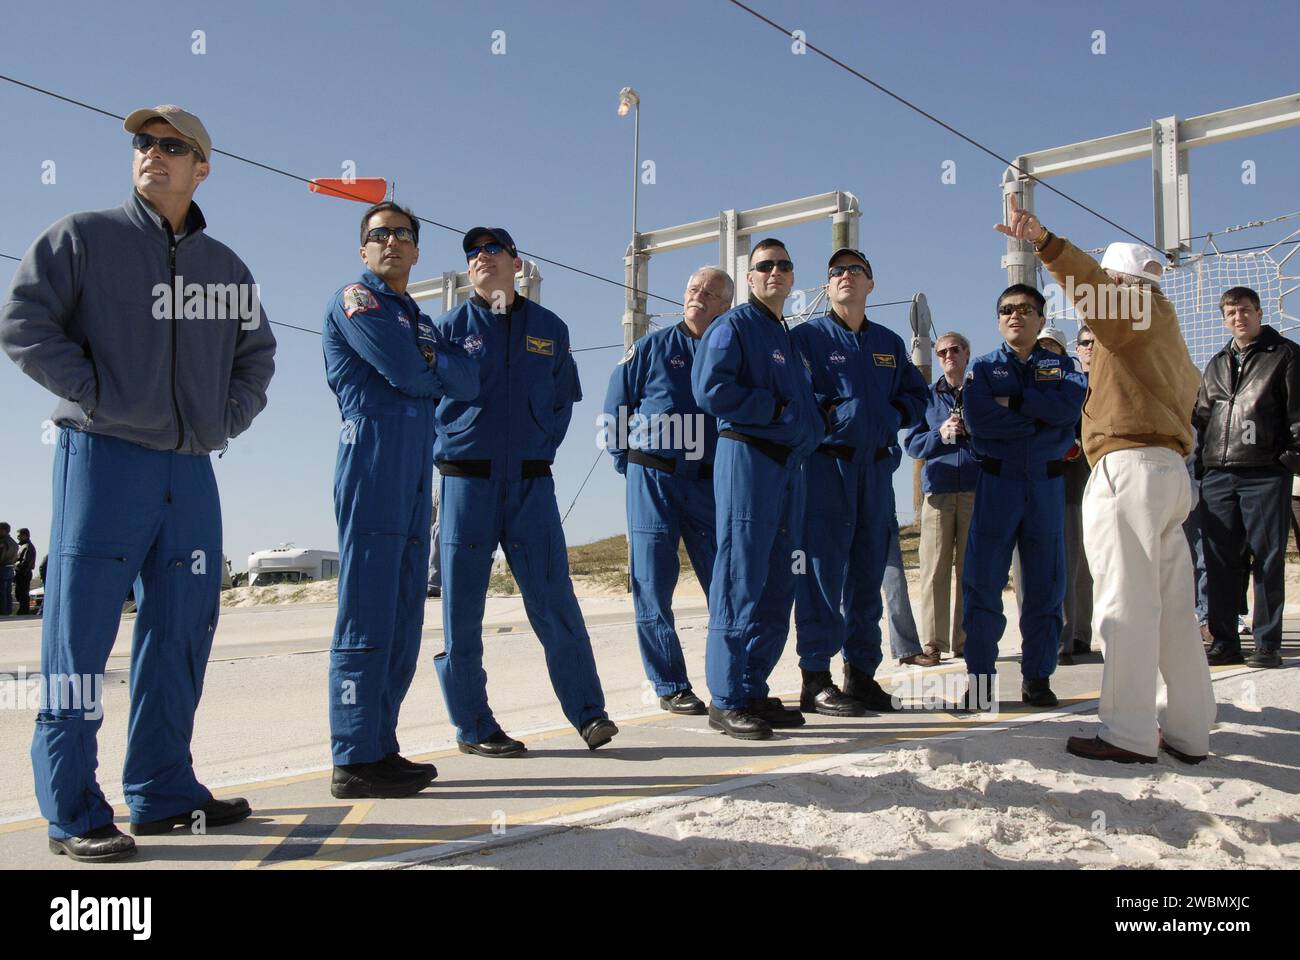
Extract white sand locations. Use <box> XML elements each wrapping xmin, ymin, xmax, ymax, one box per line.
<box><xmin>435</xmin><ymin>669</ymin><xmax>1299</xmax><ymax>870</ymax></box>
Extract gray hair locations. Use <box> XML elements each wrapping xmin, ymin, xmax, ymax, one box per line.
<box><xmin>691</xmin><ymin>265</ymin><xmax>735</xmax><ymax>303</ymax></box>
<box><xmin>935</xmin><ymin>331</ymin><xmax>970</xmax><ymax>352</ymax></box>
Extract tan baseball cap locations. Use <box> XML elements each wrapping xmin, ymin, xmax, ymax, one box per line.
<box><xmin>123</xmin><ymin>105</ymin><xmax>211</xmax><ymax>161</ymax></box>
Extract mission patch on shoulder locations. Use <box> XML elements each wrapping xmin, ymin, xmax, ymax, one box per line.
<box><xmin>342</xmin><ymin>284</ymin><xmax>378</xmax><ymax>318</ymax></box>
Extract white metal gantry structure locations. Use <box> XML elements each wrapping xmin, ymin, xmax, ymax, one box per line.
<box><xmin>1001</xmin><ymin>92</ymin><xmax>1300</xmax><ymax>285</ymax></box>
<box><xmin>623</xmin><ymin>191</ymin><xmax>862</xmax><ymax>350</ymax></box>
<box><xmin>408</xmin><ymin>261</ymin><xmax>544</xmax><ymax>312</ymax></box>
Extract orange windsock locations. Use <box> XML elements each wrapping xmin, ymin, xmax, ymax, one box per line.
<box><xmin>308</xmin><ymin>177</ymin><xmax>388</xmax><ymax>204</ymax></box>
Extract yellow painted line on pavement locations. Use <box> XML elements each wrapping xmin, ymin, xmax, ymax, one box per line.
<box><xmin>234</xmin><ymin>813</ymin><xmax>308</xmax><ymax>870</ymax></box>
<box><xmin>0</xmin><ymin>659</ymin><xmax>1264</xmax><ymax>850</ymax></box>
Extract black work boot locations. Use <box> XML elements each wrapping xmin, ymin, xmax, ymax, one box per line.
<box><xmin>707</xmin><ymin>704</ymin><xmax>773</xmax><ymax>740</ymax></box>
<box><xmin>1021</xmin><ymin>677</ymin><xmax>1059</xmax><ymax>708</ymax></box>
<box><xmin>747</xmin><ymin>696</ymin><xmax>806</xmax><ymax>727</ymax></box>
<box><xmin>799</xmin><ymin>670</ymin><xmax>866</xmax><ymax>716</ymax></box>
<box><xmin>842</xmin><ymin>663</ymin><xmax>897</xmax><ymax>712</ymax></box>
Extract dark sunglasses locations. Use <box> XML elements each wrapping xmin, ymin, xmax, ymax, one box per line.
<box><xmin>751</xmin><ymin>259</ymin><xmax>793</xmax><ymax>274</ymax></box>
<box><xmin>1077</xmin><ymin>339</ymin><xmax>1095</xmax><ymax>348</ymax></box>
<box><xmin>936</xmin><ymin>346</ymin><xmax>965</xmax><ymax>357</ymax></box>
<box><xmin>365</xmin><ymin>226</ymin><xmax>417</xmax><ymax>244</ymax></box>
<box><xmin>132</xmin><ymin>132</ymin><xmax>204</xmax><ymax>160</ymax></box>
<box><xmin>466</xmin><ymin>242</ymin><xmax>508</xmax><ymax>261</ymax></box>
<box><xmin>998</xmin><ymin>302</ymin><xmax>1039</xmax><ymax>317</ymax></box>
<box><xmin>829</xmin><ymin>264</ymin><xmax>871</xmax><ymax>278</ymax></box>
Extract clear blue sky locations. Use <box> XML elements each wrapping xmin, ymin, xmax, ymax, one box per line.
<box><xmin>3</xmin><ymin>0</ymin><xmax>1298</xmax><ymax>570</ymax></box>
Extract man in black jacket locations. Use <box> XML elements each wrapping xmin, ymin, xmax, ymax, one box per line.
<box><xmin>1193</xmin><ymin>286</ymin><xmax>1300</xmax><ymax>668</ymax></box>
<box><xmin>15</xmin><ymin>529</ymin><xmax>36</xmax><ymax>616</ymax></box>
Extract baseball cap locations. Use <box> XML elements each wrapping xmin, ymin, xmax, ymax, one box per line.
<box><xmin>1038</xmin><ymin>326</ymin><xmax>1069</xmax><ymax>352</ymax></box>
<box><xmin>828</xmin><ymin>247</ymin><xmax>872</xmax><ymax>277</ymax></box>
<box><xmin>1100</xmin><ymin>242</ymin><xmax>1164</xmax><ymax>285</ymax></box>
<box><xmin>463</xmin><ymin>226</ymin><xmax>517</xmax><ymax>257</ymax></box>
<box><xmin>123</xmin><ymin>105</ymin><xmax>211</xmax><ymax>161</ymax></box>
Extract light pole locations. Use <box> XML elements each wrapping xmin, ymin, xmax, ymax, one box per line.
<box><xmin>618</xmin><ymin>86</ymin><xmax>648</xmax><ymax>351</ymax></box>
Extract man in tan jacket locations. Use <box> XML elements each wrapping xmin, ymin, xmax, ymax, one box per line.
<box><xmin>997</xmin><ymin>196</ymin><xmax>1216</xmax><ymax>764</ymax></box>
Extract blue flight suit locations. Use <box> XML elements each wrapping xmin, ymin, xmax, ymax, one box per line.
<box><xmin>603</xmin><ymin>321</ymin><xmax>718</xmax><ymax>696</ymax></box>
<box><xmin>35</xmin><ymin>430</ymin><xmax>225</xmax><ymax>837</ymax></box>
<box><xmin>323</xmin><ymin>271</ymin><xmax>478</xmax><ymax>766</ymax></box>
<box><xmin>961</xmin><ymin>342</ymin><xmax>1086</xmax><ymax>682</ymax></box>
<box><xmin>432</xmin><ymin>294</ymin><xmax>609</xmax><ymax>744</ymax></box>
<box><xmin>692</xmin><ymin>299</ymin><xmax>825</xmax><ymax>710</ymax></box>
<box><xmin>792</xmin><ymin>313</ymin><xmax>929</xmax><ymax>677</ymax></box>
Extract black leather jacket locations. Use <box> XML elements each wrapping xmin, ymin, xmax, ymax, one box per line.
<box><xmin>1193</xmin><ymin>325</ymin><xmax>1300</xmax><ymax>475</ymax></box>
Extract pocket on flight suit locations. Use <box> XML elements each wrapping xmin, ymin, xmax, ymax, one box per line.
<box><xmin>162</xmin><ymin>549</ymin><xmax>222</xmax><ymax>696</ymax></box>
<box><xmin>721</xmin><ymin>464</ymin><xmax>777</xmax><ymax>585</ymax></box>
<box><xmin>48</xmin><ymin>544</ymin><xmax>135</xmax><ymax>703</ymax></box>
<box><xmin>339</xmin><ymin>532</ymin><xmax>406</xmax><ymax>650</ymax></box>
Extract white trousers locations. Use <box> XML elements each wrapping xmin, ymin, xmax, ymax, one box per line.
<box><xmin>1083</xmin><ymin>447</ymin><xmax>1216</xmax><ymax>757</ymax></box>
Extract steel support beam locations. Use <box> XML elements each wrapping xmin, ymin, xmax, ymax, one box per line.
<box><xmin>1003</xmin><ymin>92</ymin><xmax>1300</xmax><ymax>279</ymax></box>
<box><xmin>407</xmin><ymin>261</ymin><xmax>544</xmax><ymax>310</ymax></box>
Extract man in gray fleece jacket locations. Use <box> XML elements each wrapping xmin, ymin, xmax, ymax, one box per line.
<box><xmin>0</xmin><ymin>104</ymin><xmax>276</xmax><ymax>862</ymax></box>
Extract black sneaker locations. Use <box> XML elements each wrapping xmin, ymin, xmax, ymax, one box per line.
<box><xmin>330</xmin><ymin>761</ymin><xmax>431</xmax><ymax>799</ymax></box>
<box><xmin>659</xmin><ymin>688</ymin><xmax>708</xmax><ymax>715</ymax></box>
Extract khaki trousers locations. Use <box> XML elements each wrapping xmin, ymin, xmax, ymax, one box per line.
<box><xmin>1083</xmin><ymin>447</ymin><xmax>1216</xmax><ymax>758</ymax></box>
<box><xmin>918</xmin><ymin>490</ymin><xmax>975</xmax><ymax>655</ymax></box>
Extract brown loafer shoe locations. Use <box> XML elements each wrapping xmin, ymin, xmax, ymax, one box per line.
<box><xmin>1066</xmin><ymin>735</ymin><xmax>1156</xmax><ymax>764</ymax></box>
<box><xmin>900</xmin><ymin>653</ymin><xmax>941</xmax><ymax>667</ymax></box>
<box><xmin>1158</xmin><ymin>732</ymin><xmax>1207</xmax><ymax>765</ymax></box>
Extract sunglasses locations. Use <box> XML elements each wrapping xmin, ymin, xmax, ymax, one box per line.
<box><xmin>998</xmin><ymin>302</ymin><xmax>1039</xmax><ymax>317</ymax></box>
<box><xmin>466</xmin><ymin>242</ymin><xmax>508</xmax><ymax>261</ymax></box>
<box><xmin>132</xmin><ymin>132</ymin><xmax>204</xmax><ymax>160</ymax></box>
<box><xmin>365</xmin><ymin>226</ymin><xmax>417</xmax><ymax>244</ymax></box>
<box><xmin>936</xmin><ymin>346</ymin><xmax>965</xmax><ymax>357</ymax></box>
<box><xmin>1077</xmin><ymin>339</ymin><xmax>1095</xmax><ymax>348</ymax></box>
<box><xmin>751</xmin><ymin>259</ymin><xmax>793</xmax><ymax>274</ymax></box>
<box><xmin>828</xmin><ymin>264</ymin><xmax>871</xmax><ymax>278</ymax></box>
